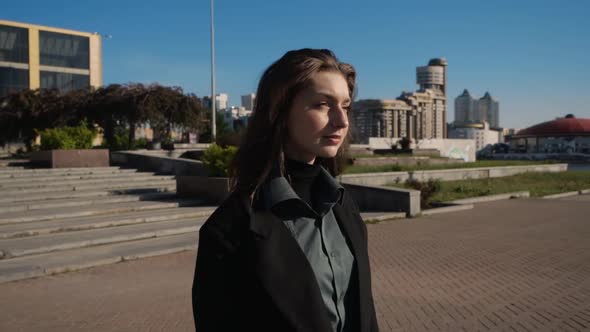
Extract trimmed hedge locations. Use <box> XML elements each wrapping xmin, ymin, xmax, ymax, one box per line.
<box><xmin>39</xmin><ymin>121</ymin><xmax>95</xmax><ymax>150</ymax></box>
<box><xmin>201</xmin><ymin>143</ymin><xmax>238</xmax><ymax>177</ymax></box>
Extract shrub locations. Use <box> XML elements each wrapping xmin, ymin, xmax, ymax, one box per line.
<box><xmin>405</xmin><ymin>177</ymin><xmax>442</xmax><ymax>208</ymax></box>
<box><xmin>104</xmin><ymin>127</ymin><xmax>149</xmax><ymax>151</ymax></box>
<box><xmin>201</xmin><ymin>143</ymin><xmax>238</xmax><ymax>177</ymax></box>
<box><xmin>39</xmin><ymin>121</ymin><xmax>95</xmax><ymax>150</ymax></box>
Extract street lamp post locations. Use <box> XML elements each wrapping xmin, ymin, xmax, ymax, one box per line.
<box><xmin>210</xmin><ymin>0</ymin><xmax>216</xmax><ymax>143</ymax></box>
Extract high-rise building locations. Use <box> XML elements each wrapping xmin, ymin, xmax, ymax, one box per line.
<box><xmin>0</xmin><ymin>19</ymin><xmax>103</xmax><ymax>98</ymax></box>
<box><xmin>478</xmin><ymin>92</ymin><xmax>499</xmax><ymax>128</ymax></box>
<box><xmin>351</xmin><ymin>58</ymin><xmax>448</xmax><ymax>143</ymax></box>
<box><xmin>215</xmin><ymin>93</ymin><xmax>228</xmax><ymax>110</ymax></box>
<box><xmin>454</xmin><ymin>89</ymin><xmax>475</xmax><ymax>124</ymax></box>
<box><xmin>241</xmin><ymin>93</ymin><xmax>255</xmax><ymax>111</ymax></box>
<box><xmin>454</xmin><ymin>90</ymin><xmax>500</xmax><ymax>128</ymax></box>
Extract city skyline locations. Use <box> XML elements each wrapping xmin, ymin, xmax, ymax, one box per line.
<box><xmin>2</xmin><ymin>0</ymin><xmax>588</xmax><ymax>130</ymax></box>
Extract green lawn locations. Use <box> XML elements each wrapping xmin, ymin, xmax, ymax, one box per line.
<box><xmin>343</xmin><ymin>160</ymin><xmax>556</xmax><ymax>174</ymax></box>
<box><xmin>388</xmin><ymin>171</ymin><xmax>590</xmax><ymax>203</ymax></box>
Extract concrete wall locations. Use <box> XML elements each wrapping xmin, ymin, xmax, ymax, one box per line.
<box><xmin>340</xmin><ymin>163</ymin><xmax>568</xmax><ymax>186</ymax></box>
<box><xmin>111</xmin><ymin>151</ymin><xmax>209</xmax><ymax>176</ymax></box>
<box><xmin>415</xmin><ymin>138</ymin><xmax>476</xmax><ymax>162</ymax></box>
<box><xmin>342</xmin><ymin>182</ymin><xmax>420</xmax><ymax>217</ymax></box>
<box><xmin>338</xmin><ymin>171</ymin><xmax>410</xmax><ymax>187</ymax></box>
<box><xmin>352</xmin><ymin>156</ymin><xmax>465</xmax><ymax>167</ymax></box>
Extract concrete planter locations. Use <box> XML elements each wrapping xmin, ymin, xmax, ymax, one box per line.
<box><xmin>176</xmin><ymin>176</ymin><xmax>231</xmax><ymax>203</ymax></box>
<box><xmin>30</xmin><ymin>149</ymin><xmax>110</xmax><ymax>168</ymax></box>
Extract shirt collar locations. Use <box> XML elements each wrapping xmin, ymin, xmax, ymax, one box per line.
<box><xmin>257</xmin><ymin>164</ymin><xmax>344</xmax><ymax>218</ymax></box>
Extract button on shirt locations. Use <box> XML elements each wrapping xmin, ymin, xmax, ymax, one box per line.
<box><xmin>258</xmin><ymin>162</ymin><xmax>359</xmax><ymax>332</ymax></box>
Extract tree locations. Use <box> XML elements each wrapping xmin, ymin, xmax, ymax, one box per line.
<box><xmin>200</xmin><ymin>111</ymin><xmax>231</xmax><ymax>143</ymax></box>
<box><xmin>0</xmin><ymin>83</ymin><xmax>206</xmax><ymax>150</ymax></box>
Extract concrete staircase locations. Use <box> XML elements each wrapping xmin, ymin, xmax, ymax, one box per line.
<box><xmin>0</xmin><ymin>161</ymin><xmax>216</xmax><ymax>283</ymax></box>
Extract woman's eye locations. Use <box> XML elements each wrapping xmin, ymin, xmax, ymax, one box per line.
<box><xmin>315</xmin><ymin>102</ymin><xmax>330</xmax><ymax>109</ymax></box>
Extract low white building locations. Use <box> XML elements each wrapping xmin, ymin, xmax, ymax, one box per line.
<box><xmin>222</xmin><ymin>106</ymin><xmax>253</xmax><ymax>130</ymax></box>
<box><xmin>448</xmin><ymin>121</ymin><xmax>501</xmax><ymax>152</ymax></box>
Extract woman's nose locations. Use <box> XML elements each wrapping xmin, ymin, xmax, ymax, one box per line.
<box><xmin>330</xmin><ymin>107</ymin><xmax>349</xmax><ymax>128</ymax></box>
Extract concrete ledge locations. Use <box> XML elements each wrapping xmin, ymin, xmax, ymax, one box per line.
<box><xmin>449</xmin><ymin>191</ymin><xmax>530</xmax><ymax>205</ymax></box>
<box><xmin>111</xmin><ymin>151</ymin><xmax>208</xmax><ymax>176</ymax></box>
<box><xmin>580</xmin><ymin>189</ymin><xmax>590</xmax><ymax>194</ymax></box>
<box><xmin>30</xmin><ymin>149</ymin><xmax>109</xmax><ymax>168</ymax></box>
<box><xmin>341</xmin><ymin>182</ymin><xmax>420</xmax><ymax>217</ymax></box>
<box><xmin>340</xmin><ymin>163</ymin><xmax>568</xmax><ymax>186</ymax></box>
<box><xmin>542</xmin><ymin>191</ymin><xmax>584</xmax><ymax>199</ymax></box>
<box><xmin>361</xmin><ymin>212</ymin><xmax>406</xmax><ymax>223</ymax></box>
<box><xmin>421</xmin><ymin>204</ymin><xmax>474</xmax><ymax>216</ymax></box>
<box><xmin>339</xmin><ymin>171</ymin><xmax>409</xmax><ymax>187</ymax></box>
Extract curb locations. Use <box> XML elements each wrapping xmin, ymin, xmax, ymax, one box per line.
<box><xmin>449</xmin><ymin>191</ymin><xmax>530</xmax><ymax>205</ymax></box>
<box><xmin>542</xmin><ymin>188</ymin><xmax>590</xmax><ymax>199</ymax></box>
<box><xmin>421</xmin><ymin>203</ymin><xmax>474</xmax><ymax>216</ymax></box>
<box><xmin>362</xmin><ymin>212</ymin><xmax>406</xmax><ymax>223</ymax></box>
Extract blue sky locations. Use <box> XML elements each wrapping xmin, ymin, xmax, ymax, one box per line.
<box><xmin>3</xmin><ymin>0</ymin><xmax>589</xmax><ymax>129</ymax></box>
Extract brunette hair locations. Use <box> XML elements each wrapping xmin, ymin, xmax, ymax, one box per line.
<box><xmin>229</xmin><ymin>48</ymin><xmax>356</xmax><ymax>196</ymax></box>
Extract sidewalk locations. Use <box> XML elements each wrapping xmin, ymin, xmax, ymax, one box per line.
<box><xmin>1</xmin><ymin>195</ymin><xmax>589</xmax><ymax>331</ymax></box>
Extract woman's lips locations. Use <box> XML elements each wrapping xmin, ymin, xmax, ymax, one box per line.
<box><xmin>323</xmin><ymin>135</ymin><xmax>342</xmax><ymax>145</ymax></box>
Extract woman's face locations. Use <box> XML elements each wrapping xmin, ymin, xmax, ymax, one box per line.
<box><xmin>284</xmin><ymin>71</ymin><xmax>350</xmax><ymax>164</ymax></box>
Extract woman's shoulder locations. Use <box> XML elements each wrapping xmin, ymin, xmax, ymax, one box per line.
<box><xmin>200</xmin><ymin>191</ymin><xmax>251</xmax><ymax>238</ymax></box>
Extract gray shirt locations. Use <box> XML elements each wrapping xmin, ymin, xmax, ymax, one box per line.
<box><xmin>259</xmin><ymin>166</ymin><xmax>358</xmax><ymax>332</ymax></box>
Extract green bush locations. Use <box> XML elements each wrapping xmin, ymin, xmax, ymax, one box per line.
<box><xmin>104</xmin><ymin>127</ymin><xmax>149</xmax><ymax>151</ymax></box>
<box><xmin>201</xmin><ymin>143</ymin><xmax>238</xmax><ymax>177</ymax></box>
<box><xmin>39</xmin><ymin>121</ymin><xmax>95</xmax><ymax>150</ymax></box>
<box><xmin>405</xmin><ymin>177</ymin><xmax>442</xmax><ymax>208</ymax></box>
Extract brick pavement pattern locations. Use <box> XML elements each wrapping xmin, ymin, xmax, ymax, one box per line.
<box><xmin>0</xmin><ymin>196</ymin><xmax>589</xmax><ymax>331</ymax></box>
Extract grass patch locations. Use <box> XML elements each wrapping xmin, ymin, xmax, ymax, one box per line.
<box><xmin>351</xmin><ymin>153</ymin><xmax>414</xmax><ymax>159</ymax></box>
<box><xmin>387</xmin><ymin>171</ymin><xmax>590</xmax><ymax>203</ymax></box>
<box><xmin>343</xmin><ymin>160</ymin><xmax>556</xmax><ymax>174</ymax></box>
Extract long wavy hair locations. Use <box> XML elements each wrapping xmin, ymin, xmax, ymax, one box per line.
<box><xmin>229</xmin><ymin>48</ymin><xmax>356</xmax><ymax>197</ymax></box>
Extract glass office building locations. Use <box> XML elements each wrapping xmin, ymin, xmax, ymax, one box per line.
<box><xmin>0</xmin><ymin>19</ymin><xmax>102</xmax><ymax>98</ymax></box>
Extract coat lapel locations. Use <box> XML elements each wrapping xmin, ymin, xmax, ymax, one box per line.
<box><xmin>249</xmin><ymin>209</ymin><xmax>333</xmax><ymax>332</ymax></box>
<box><xmin>332</xmin><ymin>199</ymin><xmax>373</xmax><ymax>332</ymax></box>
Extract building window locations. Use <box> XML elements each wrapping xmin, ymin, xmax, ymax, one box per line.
<box><xmin>40</xmin><ymin>71</ymin><xmax>89</xmax><ymax>92</ymax></box>
<box><xmin>0</xmin><ymin>67</ymin><xmax>29</xmax><ymax>98</ymax></box>
<box><xmin>39</xmin><ymin>31</ymin><xmax>89</xmax><ymax>69</ymax></box>
<box><xmin>0</xmin><ymin>25</ymin><xmax>29</xmax><ymax>63</ymax></box>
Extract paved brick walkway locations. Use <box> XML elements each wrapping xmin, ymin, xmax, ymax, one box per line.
<box><xmin>370</xmin><ymin>195</ymin><xmax>590</xmax><ymax>331</ymax></box>
<box><xmin>0</xmin><ymin>195</ymin><xmax>589</xmax><ymax>331</ymax></box>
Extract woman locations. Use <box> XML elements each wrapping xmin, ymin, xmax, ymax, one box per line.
<box><xmin>192</xmin><ymin>48</ymin><xmax>379</xmax><ymax>332</ymax></box>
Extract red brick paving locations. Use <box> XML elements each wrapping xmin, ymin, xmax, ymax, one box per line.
<box><xmin>0</xmin><ymin>196</ymin><xmax>589</xmax><ymax>331</ymax></box>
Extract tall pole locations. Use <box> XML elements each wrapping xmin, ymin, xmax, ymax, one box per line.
<box><xmin>210</xmin><ymin>0</ymin><xmax>216</xmax><ymax>142</ymax></box>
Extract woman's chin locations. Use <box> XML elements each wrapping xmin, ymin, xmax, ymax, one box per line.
<box><xmin>316</xmin><ymin>146</ymin><xmax>341</xmax><ymax>159</ymax></box>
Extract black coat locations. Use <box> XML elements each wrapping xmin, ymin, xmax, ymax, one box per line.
<box><xmin>192</xmin><ymin>190</ymin><xmax>379</xmax><ymax>332</ymax></box>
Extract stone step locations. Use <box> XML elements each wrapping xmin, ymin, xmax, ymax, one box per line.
<box><xmin>0</xmin><ymin>186</ymin><xmax>173</xmax><ymax>204</ymax></box>
<box><xmin>0</xmin><ymin>171</ymin><xmax>156</xmax><ymax>183</ymax></box>
<box><xmin>0</xmin><ymin>218</ymin><xmax>205</xmax><ymax>259</ymax></box>
<box><xmin>0</xmin><ymin>159</ymin><xmax>28</xmax><ymax>167</ymax></box>
<box><xmin>0</xmin><ymin>174</ymin><xmax>175</xmax><ymax>190</ymax></box>
<box><xmin>0</xmin><ymin>168</ymin><xmax>138</xmax><ymax>179</ymax></box>
<box><xmin>0</xmin><ymin>206</ymin><xmax>215</xmax><ymax>239</ymax></box>
<box><xmin>0</xmin><ymin>179</ymin><xmax>176</xmax><ymax>195</ymax></box>
<box><xmin>0</xmin><ymin>166</ymin><xmax>125</xmax><ymax>174</ymax></box>
<box><xmin>0</xmin><ymin>232</ymin><xmax>198</xmax><ymax>283</ymax></box>
<box><xmin>0</xmin><ymin>192</ymin><xmax>178</xmax><ymax>213</ymax></box>
<box><xmin>0</xmin><ymin>199</ymin><xmax>199</xmax><ymax>225</ymax></box>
